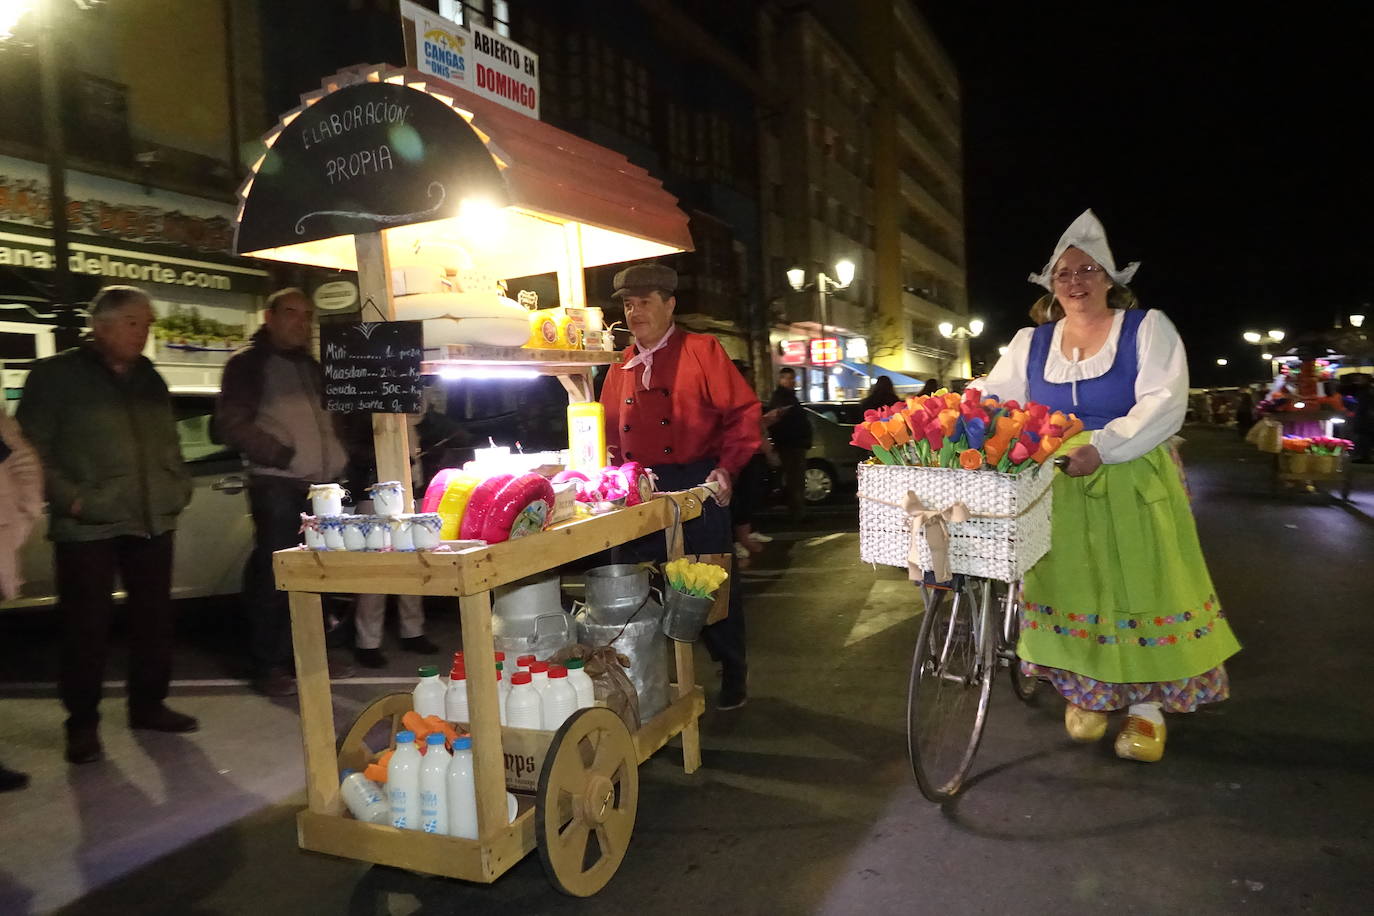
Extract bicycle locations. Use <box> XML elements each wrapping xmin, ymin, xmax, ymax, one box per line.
<box><xmin>905</xmin><ymin>456</ymin><xmax>1066</xmax><ymax>802</ymax></box>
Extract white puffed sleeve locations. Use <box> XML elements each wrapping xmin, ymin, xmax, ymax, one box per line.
<box><xmin>1090</xmin><ymin>310</ymin><xmax>1189</xmax><ymax>463</ymax></box>
<box><xmin>978</xmin><ymin>326</ymin><xmax>1035</xmax><ymax>404</ymax></box>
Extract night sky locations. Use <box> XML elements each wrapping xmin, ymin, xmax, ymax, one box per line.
<box><xmin>916</xmin><ymin>2</ymin><xmax>1371</xmax><ymax>385</ymax></box>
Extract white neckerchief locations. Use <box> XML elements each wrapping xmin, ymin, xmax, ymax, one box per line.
<box><xmin>621</xmin><ymin>325</ymin><xmax>676</xmax><ymax>389</ymax></box>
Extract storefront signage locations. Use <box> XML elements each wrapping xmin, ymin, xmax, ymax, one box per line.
<box><xmin>0</xmin><ymin>223</ymin><xmax>268</xmax><ymax>294</ymax></box>
<box><xmin>810</xmin><ymin>337</ymin><xmax>840</xmax><ymax>366</ymax></box>
<box><xmin>235</xmin><ymin>80</ymin><xmax>507</xmax><ymax>254</ymax></box>
<box><xmin>400</xmin><ymin>1</ymin><xmax>540</xmax><ymax>120</ymax></box>
<box><xmin>846</xmin><ymin>337</ymin><xmax>869</xmax><ymax>362</ymax></box>
<box><xmin>313</xmin><ymin>280</ymin><xmax>359</xmax><ymax>311</ymax></box>
<box><xmin>1</xmin><ymin>154</ymin><xmax>237</xmax><ymax>256</ymax></box>
<box><xmin>320</xmin><ymin>320</ymin><xmax>425</xmax><ymax>413</ymax></box>
<box><xmin>779</xmin><ymin>339</ymin><xmax>807</xmax><ymax>366</ymax></box>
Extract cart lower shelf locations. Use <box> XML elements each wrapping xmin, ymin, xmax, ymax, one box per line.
<box><xmin>300</xmin><ymin>686</ymin><xmax>705</xmax><ymax>889</ymax></box>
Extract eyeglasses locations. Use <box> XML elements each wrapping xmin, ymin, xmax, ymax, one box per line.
<box><xmin>1051</xmin><ymin>265</ymin><xmax>1105</xmax><ymax>285</ymax></box>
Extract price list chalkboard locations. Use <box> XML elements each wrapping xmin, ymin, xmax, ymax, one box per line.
<box><xmin>320</xmin><ymin>321</ymin><xmax>425</xmax><ymax>413</ymax></box>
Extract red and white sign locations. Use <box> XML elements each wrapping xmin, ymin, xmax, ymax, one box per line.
<box><xmin>779</xmin><ymin>340</ymin><xmax>808</xmax><ymax>366</ymax></box>
<box><xmin>810</xmin><ymin>337</ymin><xmax>840</xmax><ymax>366</ymax></box>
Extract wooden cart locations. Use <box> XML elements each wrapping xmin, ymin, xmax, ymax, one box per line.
<box><xmin>1270</xmin><ymin>450</ymin><xmax>1354</xmax><ymax>501</ymax></box>
<box><xmin>275</xmin><ymin>486</ymin><xmax>708</xmax><ymax>895</ymax></box>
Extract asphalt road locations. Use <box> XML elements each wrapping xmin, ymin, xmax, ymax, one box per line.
<box><xmin>2</xmin><ymin>426</ymin><xmax>1372</xmax><ymax>915</ymax></box>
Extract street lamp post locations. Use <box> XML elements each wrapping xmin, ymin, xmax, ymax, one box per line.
<box><xmin>1242</xmin><ymin>329</ymin><xmax>1285</xmax><ymax>379</ymax></box>
<box><xmin>788</xmin><ymin>259</ymin><xmax>855</xmax><ymax>399</ymax></box>
<box><xmin>938</xmin><ymin>318</ymin><xmax>984</xmax><ymax>379</ymax></box>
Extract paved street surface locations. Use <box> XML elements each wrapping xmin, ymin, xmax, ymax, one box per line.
<box><xmin>2</xmin><ymin>427</ymin><xmax>1372</xmax><ymax>915</ymax></box>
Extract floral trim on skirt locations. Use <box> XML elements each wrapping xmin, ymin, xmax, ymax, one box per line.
<box><xmin>1020</xmin><ymin>661</ymin><xmax>1230</xmax><ymax>713</ymax></box>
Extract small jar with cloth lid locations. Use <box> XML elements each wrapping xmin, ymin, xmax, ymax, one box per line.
<box><xmin>367</xmin><ymin>481</ymin><xmax>407</xmax><ymax>518</ymax></box>
<box><xmin>410</xmin><ymin>513</ymin><xmax>442</xmax><ymax>550</ymax></box>
<box><xmin>300</xmin><ymin>514</ymin><xmax>326</xmax><ymax>551</ymax></box>
<box><xmin>388</xmin><ymin>515</ymin><xmax>415</xmax><ymax>551</ymax></box>
<box><xmin>319</xmin><ymin>515</ymin><xmax>346</xmax><ymax>551</ymax></box>
<box><xmin>360</xmin><ymin>516</ymin><xmax>389</xmax><ymax>551</ymax></box>
<box><xmin>340</xmin><ymin>515</ymin><xmax>368</xmax><ymax>551</ymax></box>
<box><xmin>308</xmin><ymin>483</ymin><xmax>346</xmax><ymax>517</ymax></box>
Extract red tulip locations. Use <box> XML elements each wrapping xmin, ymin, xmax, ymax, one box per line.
<box><xmin>851</xmin><ymin>424</ymin><xmax>877</xmax><ymax>449</ymax></box>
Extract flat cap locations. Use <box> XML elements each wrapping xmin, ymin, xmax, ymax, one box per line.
<box><xmin>611</xmin><ymin>263</ymin><xmax>677</xmax><ymax>299</ymax></box>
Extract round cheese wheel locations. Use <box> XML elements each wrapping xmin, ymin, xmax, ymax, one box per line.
<box><xmin>458</xmin><ymin>473</ymin><xmax>514</xmax><ymax>541</ymax></box>
<box><xmin>619</xmin><ymin>462</ymin><xmax>655</xmax><ymax>507</ymax></box>
<box><xmin>480</xmin><ymin>473</ymin><xmax>556</xmax><ymax>543</ymax></box>
<box><xmin>394</xmin><ymin>293</ymin><xmax>531</xmax><ymax>347</ymax></box>
<box><xmin>436</xmin><ymin>472</ymin><xmax>485</xmax><ymax>540</ymax></box>
<box><xmin>422</xmin><ymin>468</ymin><xmax>460</xmax><ymax>514</ymax></box>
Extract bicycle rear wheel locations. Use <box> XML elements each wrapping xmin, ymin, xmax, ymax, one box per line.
<box><xmin>906</xmin><ymin>577</ymin><xmax>994</xmax><ymax>801</ymax></box>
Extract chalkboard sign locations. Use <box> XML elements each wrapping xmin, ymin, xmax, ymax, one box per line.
<box><xmin>235</xmin><ymin>80</ymin><xmax>508</xmax><ymax>255</ymax></box>
<box><xmin>320</xmin><ymin>321</ymin><xmax>425</xmax><ymax>413</ymax></box>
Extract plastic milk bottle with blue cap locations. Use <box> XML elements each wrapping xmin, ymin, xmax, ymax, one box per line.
<box><xmin>387</xmin><ymin>730</ymin><xmax>423</xmax><ymax>830</ymax></box>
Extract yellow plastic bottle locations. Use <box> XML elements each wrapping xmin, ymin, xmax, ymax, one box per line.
<box><xmin>566</xmin><ymin>402</ymin><xmax>607</xmax><ymax>476</ymax></box>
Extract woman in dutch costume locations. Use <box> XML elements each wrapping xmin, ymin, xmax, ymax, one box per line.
<box><xmin>983</xmin><ymin>210</ymin><xmax>1240</xmax><ymax>763</ymax></box>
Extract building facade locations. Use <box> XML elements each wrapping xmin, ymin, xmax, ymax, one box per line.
<box><xmin>0</xmin><ymin>0</ymin><xmax>273</xmax><ymax>385</ymax></box>
<box><xmin>760</xmin><ymin>0</ymin><xmax>970</xmax><ymax>397</ymax></box>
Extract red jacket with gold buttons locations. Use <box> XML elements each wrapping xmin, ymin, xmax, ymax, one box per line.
<box><xmin>601</xmin><ymin>329</ymin><xmax>761</xmax><ymax>477</ymax></box>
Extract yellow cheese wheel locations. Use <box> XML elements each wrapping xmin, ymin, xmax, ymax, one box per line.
<box><xmin>436</xmin><ymin>473</ymin><xmax>484</xmax><ymax>540</ymax></box>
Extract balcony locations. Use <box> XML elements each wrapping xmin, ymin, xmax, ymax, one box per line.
<box><xmin>899</xmin><ymin>170</ymin><xmax>959</xmax><ymax>234</ymax></box>
<box><xmin>896</xmin><ymin>111</ymin><xmax>959</xmax><ymax>190</ymax></box>
<box><xmin>894</xmin><ymin>54</ymin><xmax>959</xmax><ymax>151</ymax></box>
<box><xmin>893</xmin><ymin>3</ymin><xmax>960</xmax><ymax>104</ymax></box>
<box><xmin>779</xmin><ymin>292</ymin><xmax>869</xmax><ymax>338</ymax></box>
<box><xmin>900</xmin><ymin>232</ymin><xmax>965</xmax><ymax>290</ymax></box>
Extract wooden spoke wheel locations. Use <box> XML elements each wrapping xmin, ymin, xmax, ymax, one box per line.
<box><xmin>336</xmin><ymin>692</ymin><xmax>412</xmax><ymax>772</ymax></box>
<box><xmin>535</xmin><ymin>707</ymin><xmax>639</xmax><ymax>897</ymax></box>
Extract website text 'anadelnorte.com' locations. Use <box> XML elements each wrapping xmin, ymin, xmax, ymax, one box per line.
<box><xmin>0</xmin><ymin>245</ymin><xmax>234</xmax><ymax>290</ymax></box>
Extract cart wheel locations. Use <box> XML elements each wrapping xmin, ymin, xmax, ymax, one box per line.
<box><xmin>535</xmin><ymin>707</ymin><xmax>639</xmax><ymax>897</ymax></box>
<box><xmin>337</xmin><ymin>692</ymin><xmax>412</xmax><ymax>773</ymax></box>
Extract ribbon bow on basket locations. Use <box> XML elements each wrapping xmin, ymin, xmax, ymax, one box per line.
<box><xmin>900</xmin><ymin>492</ymin><xmax>969</xmax><ymax>583</ymax></box>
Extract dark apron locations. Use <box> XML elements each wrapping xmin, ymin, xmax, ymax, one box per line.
<box><xmin>612</xmin><ymin>458</ymin><xmax>746</xmax><ymax>681</ymax></box>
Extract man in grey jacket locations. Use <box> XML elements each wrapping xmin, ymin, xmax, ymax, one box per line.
<box><xmin>216</xmin><ymin>288</ymin><xmax>352</xmax><ymax>696</ymax></box>
<box><xmin>19</xmin><ymin>285</ymin><xmax>198</xmax><ymax>764</ymax></box>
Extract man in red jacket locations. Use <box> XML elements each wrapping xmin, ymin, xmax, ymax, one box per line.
<box><xmin>601</xmin><ymin>264</ymin><xmax>761</xmax><ymax>709</ymax></box>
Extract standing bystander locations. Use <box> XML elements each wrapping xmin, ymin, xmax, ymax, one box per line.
<box><xmin>765</xmin><ymin>367</ymin><xmax>812</xmax><ymax>523</ymax></box>
<box><xmin>18</xmin><ymin>285</ymin><xmax>199</xmax><ymax>764</ymax></box>
<box><xmin>215</xmin><ymin>288</ymin><xmax>354</xmax><ymax>696</ymax></box>
<box><xmin>0</xmin><ymin>409</ymin><xmax>43</xmax><ymax>787</ymax></box>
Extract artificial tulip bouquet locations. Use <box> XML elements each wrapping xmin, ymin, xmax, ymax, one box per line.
<box><xmin>850</xmin><ymin>388</ymin><xmax>1083</xmax><ymax>474</ymax></box>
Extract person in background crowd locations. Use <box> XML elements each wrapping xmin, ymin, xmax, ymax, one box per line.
<box><xmin>729</xmin><ymin>360</ymin><xmax>775</xmax><ymax>563</ymax></box>
<box><xmin>339</xmin><ymin>397</ymin><xmax>449</xmax><ymax>669</ymax></box>
<box><xmin>918</xmin><ymin>377</ymin><xmax>942</xmax><ymax>396</ymax></box>
<box><xmin>859</xmin><ymin>375</ymin><xmax>899</xmax><ymax>413</ymax></box>
<box><xmin>0</xmin><ymin>409</ymin><xmax>43</xmax><ymax>788</ymax></box>
<box><xmin>983</xmin><ymin>210</ymin><xmax>1238</xmax><ymax>763</ymax></box>
<box><xmin>216</xmin><ymin>288</ymin><xmax>354</xmax><ymax>697</ymax></box>
<box><xmin>765</xmin><ymin>366</ymin><xmax>812</xmax><ymax>523</ymax></box>
<box><xmin>601</xmin><ymin>264</ymin><xmax>760</xmax><ymax>709</ymax></box>
<box><xmin>18</xmin><ymin>285</ymin><xmax>199</xmax><ymax>765</ymax></box>
<box><xmin>1235</xmin><ymin>388</ymin><xmax>1257</xmax><ymax>439</ymax></box>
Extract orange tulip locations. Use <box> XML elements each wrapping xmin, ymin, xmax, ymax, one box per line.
<box><xmin>868</xmin><ymin>421</ymin><xmax>895</xmax><ymax>450</ymax></box>
<box><xmin>1061</xmin><ymin>414</ymin><xmax>1085</xmax><ymax>440</ymax></box>
<box><xmin>1032</xmin><ymin>435</ymin><xmax>1063</xmax><ymax>463</ymax></box>
<box><xmin>958</xmin><ymin>448</ymin><xmax>984</xmax><ymax>470</ymax></box>
<box><xmin>938</xmin><ymin>408</ymin><xmax>958</xmax><ymax>437</ymax></box>
<box><xmin>943</xmin><ymin>392</ymin><xmax>961</xmax><ymax>409</ymax></box>
<box><xmin>886</xmin><ymin>415</ymin><xmax>911</xmax><ymax>445</ymax></box>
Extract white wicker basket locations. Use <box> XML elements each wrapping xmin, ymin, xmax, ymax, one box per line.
<box><xmin>857</xmin><ymin>462</ymin><xmax>1054</xmax><ymax>583</ymax></box>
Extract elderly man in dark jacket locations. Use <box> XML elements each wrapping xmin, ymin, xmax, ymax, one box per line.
<box><xmin>18</xmin><ymin>285</ymin><xmax>198</xmax><ymax>765</ymax></box>
<box><xmin>216</xmin><ymin>288</ymin><xmax>352</xmax><ymax>696</ymax></box>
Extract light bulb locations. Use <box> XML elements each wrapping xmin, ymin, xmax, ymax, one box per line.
<box><xmin>1268</xmin><ymin>330</ymin><xmax>1285</xmax><ymax>342</ymax></box>
<box><xmin>968</xmin><ymin>319</ymin><xmax>984</xmax><ymax>337</ymax></box>
<box><xmin>1243</xmin><ymin>331</ymin><xmax>1262</xmax><ymax>344</ymax></box>
<box><xmin>786</xmin><ymin>267</ymin><xmax>806</xmax><ymax>292</ymax></box>
<box><xmin>1350</xmin><ymin>314</ymin><xmax>1365</xmax><ymax>328</ymax></box>
<box><xmin>833</xmin><ymin>259</ymin><xmax>856</xmax><ymax>288</ymax></box>
<box><xmin>1215</xmin><ymin>358</ymin><xmax>1228</xmax><ymax>366</ymax></box>
<box><xmin>938</xmin><ymin>322</ymin><xmax>954</xmax><ymax>338</ymax></box>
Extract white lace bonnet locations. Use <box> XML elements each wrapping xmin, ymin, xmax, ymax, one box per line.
<box><xmin>1028</xmin><ymin>208</ymin><xmax>1140</xmax><ymax>290</ymax></box>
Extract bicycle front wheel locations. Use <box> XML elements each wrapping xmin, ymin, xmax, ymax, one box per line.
<box><xmin>906</xmin><ymin>577</ymin><xmax>994</xmax><ymax>801</ymax></box>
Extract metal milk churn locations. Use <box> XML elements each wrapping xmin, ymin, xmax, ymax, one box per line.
<box><xmin>574</xmin><ymin>564</ymin><xmax>670</xmax><ymax>721</ymax></box>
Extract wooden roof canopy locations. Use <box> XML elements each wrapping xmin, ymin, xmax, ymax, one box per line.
<box><xmin>234</xmin><ymin>65</ymin><xmax>693</xmax><ymax>275</ymax></box>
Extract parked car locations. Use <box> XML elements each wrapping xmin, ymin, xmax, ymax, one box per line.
<box><xmin>797</xmin><ymin>401</ymin><xmax>867</xmax><ymax>503</ymax></box>
<box><xmin>1</xmin><ymin>388</ymin><xmax>255</xmax><ymax>610</ymax></box>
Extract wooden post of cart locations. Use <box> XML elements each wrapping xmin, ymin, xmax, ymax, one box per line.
<box><xmin>235</xmin><ymin>65</ymin><xmax>704</xmax><ymax>895</ymax></box>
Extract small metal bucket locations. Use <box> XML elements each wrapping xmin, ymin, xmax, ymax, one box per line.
<box><xmin>661</xmin><ymin>586</ymin><xmax>715</xmax><ymax>643</ymax></box>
